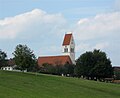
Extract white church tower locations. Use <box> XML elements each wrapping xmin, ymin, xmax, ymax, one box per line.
<box><xmin>62</xmin><ymin>32</ymin><xmax>75</xmax><ymax>64</ymax></box>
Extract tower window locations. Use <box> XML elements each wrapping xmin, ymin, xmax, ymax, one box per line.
<box><xmin>70</xmin><ymin>48</ymin><xmax>74</xmax><ymax>53</ymax></box>
<box><xmin>64</xmin><ymin>48</ymin><xmax>68</xmax><ymax>53</ymax></box>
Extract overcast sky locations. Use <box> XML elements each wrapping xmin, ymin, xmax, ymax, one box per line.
<box><xmin>0</xmin><ymin>0</ymin><xmax>120</xmax><ymax>66</ymax></box>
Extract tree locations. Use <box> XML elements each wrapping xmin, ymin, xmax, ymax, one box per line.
<box><xmin>75</xmin><ymin>51</ymin><xmax>94</xmax><ymax>79</ymax></box>
<box><xmin>63</xmin><ymin>62</ymin><xmax>75</xmax><ymax>76</ymax></box>
<box><xmin>0</xmin><ymin>49</ymin><xmax>7</xmax><ymax>68</ymax></box>
<box><xmin>75</xmin><ymin>49</ymin><xmax>113</xmax><ymax>80</ymax></box>
<box><xmin>40</xmin><ymin>63</ymin><xmax>56</xmax><ymax>74</ymax></box>
<box><xmin>90</xmin><ymin>50</ymin><xmax>113</xmax><ymax>80</ymax></box>
<box><xmin>13</xmin><ymin>44</ymin><xmax>36</xmax><ymax>71</ymax></box>
<box><xmin>55</xmin><ymin>65</ymin><xmax>63</xmax><ymax>75</ymax></box>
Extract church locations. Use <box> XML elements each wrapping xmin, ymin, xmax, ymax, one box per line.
<box><xmin>38</xmin><ymin>32</ymin><xmax>75</xmax><ymax>67</ymax></box>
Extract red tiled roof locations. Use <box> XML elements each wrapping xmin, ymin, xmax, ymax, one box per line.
<box><xmin>62</xmin><ymin>34</ymin><xmax>72</xmax><ymax>45</ymax></box>
<box><xmin>38</xmin><ymin>55</ymin><xmax>72</xmax><ymax>66</ymax></box>
<box><xmin>8</xmin><ymin>59</ymin><xmax>15</xmax><ymax>66</ymax></box>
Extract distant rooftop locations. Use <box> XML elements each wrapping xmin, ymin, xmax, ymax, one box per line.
<box><xmin>62</xmin><ymin>33</ymin><xmax>72</xmax><ymax>46</ymax></box>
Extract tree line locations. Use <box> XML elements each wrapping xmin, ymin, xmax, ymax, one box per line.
<box><xmin>39</xmin><ymin>62</ymin><xmax>75</xmax><ymax>77</ymax></box>
<box><xmin>0</xmin><ymin>44</ymin><xmax>119</xmax><ymax>80</ymax></box>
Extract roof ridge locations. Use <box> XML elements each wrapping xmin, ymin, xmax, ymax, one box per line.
<box><xmin>38</xmin><ymin>55</ymin><xmax>70</xmax><ymax>58</ymax></box>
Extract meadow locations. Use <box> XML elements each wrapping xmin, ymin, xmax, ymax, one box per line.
<box><xmin>0</xmin><ymin>70</ymin><xmax>120</xmax><ymax>98</ymax></box>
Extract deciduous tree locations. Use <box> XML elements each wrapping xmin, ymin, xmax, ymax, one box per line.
<box><xmin>0</xmin><ymin>49</ymin><xmax>7</xmax><ymax>68</ymax></box>
<box><xmin>13</xmin><ymin>44</ymin><xmax>36</xmax><ymax>71</ymax></box>
<box><xmin>75</xmin><ymin>49</ymin><xmax>113</xmax><ymax>80</ymax></box>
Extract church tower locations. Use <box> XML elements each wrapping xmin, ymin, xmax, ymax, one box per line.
<box><xmin>62</xmin><ymin>32</ymin><xmax>75</xmax><ymax>64</ymax></box>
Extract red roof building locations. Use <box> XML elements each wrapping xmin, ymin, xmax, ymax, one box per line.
<box><xmin>38</xmin><ymin>55</ymin><xmax>72</xmax><ymax>66</ymax></box>
<box><xmin>38</xmin><ymin>33</ymin><xmax>75</xmax><ymax>67</ymax></box>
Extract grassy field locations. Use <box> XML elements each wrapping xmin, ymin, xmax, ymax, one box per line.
<box><xmin>0</xmin><ymin>70</ymin><xmax>120</xmax><ymax>98</ymax></box>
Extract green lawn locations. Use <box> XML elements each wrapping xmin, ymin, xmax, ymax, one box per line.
<box><xmin>0</xmin><ymin>70</ymin><xmax>120</xmax><ymax>98</ymax></box>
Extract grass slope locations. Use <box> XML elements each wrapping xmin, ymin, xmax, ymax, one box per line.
<box><xmin>0</xmin><ymin>70</ymin><xmax>120</xmax><ymax>98</ymax></box>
